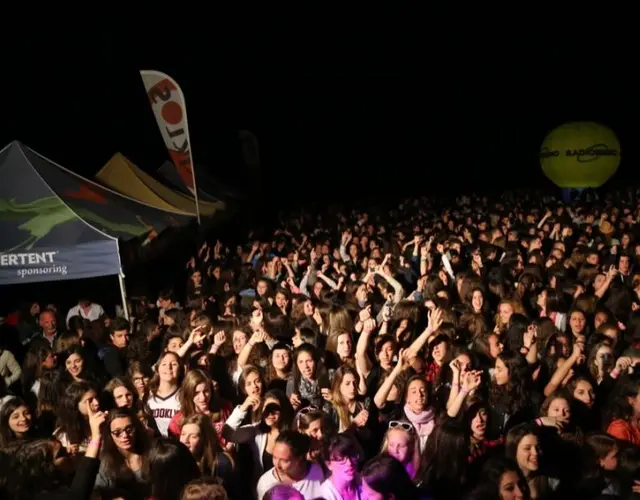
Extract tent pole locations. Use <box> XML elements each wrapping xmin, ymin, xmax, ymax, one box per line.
<box><xmin>118</xmin><ymin>271</ymin><xmax>130</xmax><ymax>321</ymax></box>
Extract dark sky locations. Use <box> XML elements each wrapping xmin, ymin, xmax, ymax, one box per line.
<box><xmin>4</xmin><ymin>32</ymin><xmax>635</xmax><ymax>204</ymax></box>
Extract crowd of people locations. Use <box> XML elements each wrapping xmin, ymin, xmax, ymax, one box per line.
<box><xmin>2</xmin><ymin>189</ymin><xmax>640</xmax><ymax>499</ymax></box>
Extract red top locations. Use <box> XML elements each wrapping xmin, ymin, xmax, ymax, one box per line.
<box><xmin>4</xmin><ymin>312</ymin><xmax>19</xmax><ymax>327</ymax></box>
<box><xmin>607</xmin><ymin>419</ymin><xmax>640</xmax><ymax>446</ymax></box>
<box><xmin>168</xmin><ymin>399</ymin><xmax>233</xmax><ymax>446</ymax></box>
<box><xmin>425</xmin><ymin>361</ymin><xmax>441</xmax><ymax>384</ymax></box>
<box><xmin>469</xmin><ymin>436</ymin><xmax>504</xmax><ymax>463</ymax></box>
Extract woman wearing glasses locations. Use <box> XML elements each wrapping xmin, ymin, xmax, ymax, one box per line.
<box><xmin>319</xmin><ymin>433</ymin><xmax>364</xmax><ymax>500</ymax></box>
<box><xmin>94</xmin><ymin>407</ymin><xmax>150</xmax><ymax>494</ymax></box>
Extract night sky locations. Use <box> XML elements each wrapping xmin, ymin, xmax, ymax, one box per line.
<box><xmin>4</xmin><ymin>32</ymin><xmax>635</xmax><ymax>207</ymax></box>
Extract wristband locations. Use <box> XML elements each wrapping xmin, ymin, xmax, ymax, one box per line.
<box><xmin>88</xmin><ymin>439</ymin><xmax>101</xmax><ymax>448</ymax></box>
<box><xmin>611</xmin><ymin>368</ymin><xmax>621</xmax><ymax>379</ymax></box>
<box><xmin>460</xmin><ymin>387</ymin><xmax>470</xmax><ymax>395</ymax></box>
<box><xmin>535</xmin><ymin>418</ymin><xmax>542</xmax><ymax>426</ymax></box>
<box><xmin>452</xmin><ymin>382</ymin><xmax>460</xmax><ymax>387</ymax></box>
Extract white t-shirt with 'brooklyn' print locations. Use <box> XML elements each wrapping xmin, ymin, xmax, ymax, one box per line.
<box><xmin>146</xmin><ymin>388</ymin><xmax>181</xmax><ymax>436</ymax></box>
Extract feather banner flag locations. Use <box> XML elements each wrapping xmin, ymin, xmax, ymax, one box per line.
<box><xmin>139</xmin><ymin>70</ymin><xmax>201</xmax><ymax>223</ymax></box>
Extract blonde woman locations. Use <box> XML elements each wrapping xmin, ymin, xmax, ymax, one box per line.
<box><xmin>494</xmin><ymin>298</ymin><xmax>525</xmax><ymax>335</ymax></box>
<box><xmin>380</xmin><ymin>421</ymin><xmax>421</xmax><ymax>480</ymax></box>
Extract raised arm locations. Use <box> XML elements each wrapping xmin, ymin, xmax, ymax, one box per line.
<box><xmin>544</xmin><ymin>343</ymin><xmax>582</xmax><ymax>397</ymax></box>
<box><xmin>177</xmin><ymin>327</ymin><xmax>207</xmax><ymax>359</ymax></box>
<box><xmin>246</xmin><ymin>241</ymin><xmax>260</xmax><ymax>264</ymax></box>
<box><xmin>374</xmin><ymin>351</ymin><xmax>407</xmax><ymax>409</ymax></box>
<box><xmin>355</xmin><ymin>318</ymin><xmax>376</xmax><ymax>380</ymax></box>
<box><xmin>339</xmin><ymin>231</ymin><xmax>353</xmax><ymax>262</ymax></box>
<box><xmin>375</xmin><ymin>262</ymin><xmax>405</xmax><ymax>304</ymax></box>
<box><xmin>406</xmin><ymin>308</ymin><xmax>443</xmax><ymax>359</ymax></box>
<box><xmin>595</xmin><ymin>266</ymin><xmax>617</xmax><ymax>299</ymax></box>
<box><xmin>447</xmin><ymin>370</ymin><xmax>482</xmax><ymax>418</ymax></box>
<box><xmin>222</xmin><ymin>397</ymin><xmax>262</xmax><ymax>443</ymax></box>
<box><xmin>316</xmin><ymin>271</ymin><xmax>339</xmax><ymax>290</ymax></box>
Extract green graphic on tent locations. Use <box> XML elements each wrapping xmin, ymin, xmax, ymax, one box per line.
<box><xmin>0</xmin><ymin>196</ymin><xmax>149</xmax><ymax>252</ymax></box>
<box><xmin>0</xmin><ymin>197</ymin><xmax>77</xmax><ymax>251</ymax></box>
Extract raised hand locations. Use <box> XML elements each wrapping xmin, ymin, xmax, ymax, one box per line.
<box><xmin>382</xmin><ymin>304</ymin><xmax>392</xmax><ymax>323</ymax></box>
<box><xmin>341</xmin><ymin>231</ymin><xmax>352</xmax><ymax>245</ymax></box>
<box><xmin>213</xmin><ymin>331</ymin><xmax>226</xmax><ymax>347</ymax></box>
<box><xmin>615</xmin><ymin>356</ymin><xmax>633</xmax><ymax>374</ymax></box>
<box><xmin>461</xmin><ymin>370</ymin><xmax>483</xmax><ymax>392</ymax></box>
<box><xmin>241</xmin><ymin>395</ymin><xmax>261</xmax><ymax>412</ymax></box>
<box><xmin>394</xmin><ymin>348</ymin><xmax>408</xmax><ymax>372</ymax></box>
<box><xmin>567</xmin><ymin>342</ymin><xmax>582</xmax><ymax>365</ymax></box>
<box><xmin>382</xmin><ymin>253</ymin><xmax>392</xmax><ymax>268</ymax></box>
<box><xmin>449</xmin><ymin>358</ymin><xmax>461</xmax><ymax>374</ymax></box>
<box><xmin>250</xmin><ymin>330</ymin><xmax>267</xmax><ymax>345</ymax></box>
<box><xmin>313</xmin><ymin>309</ymin><xmax>323</xmax><ymax>327</ymax></box>
<box><xmin>523</xmin><ymin>324</ymin><xmax>538</xmax><ymax>349</ymax></box>
<box><xmin>363</xmin><ymin>318</ymin><xmax>377</xmax><ymax>335</ymax></box>
<box><xmin>87</xmin><ymin>400</ymin><xmax>107</xmax><ymax>440</ymax></box>
<box><xmin>189</xmin><ymin>326</ymin><xmax>207</xmax><ymax>344</ymax></box>
<box><xmin>359</xmin><ymin>306</ymin><xmax>372</xmax><ymax>322</ymax></box>
<box><xmin>428</xmin><ymin>308</ymin><xmax>444</xmax><ymax>333</ymax></box>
